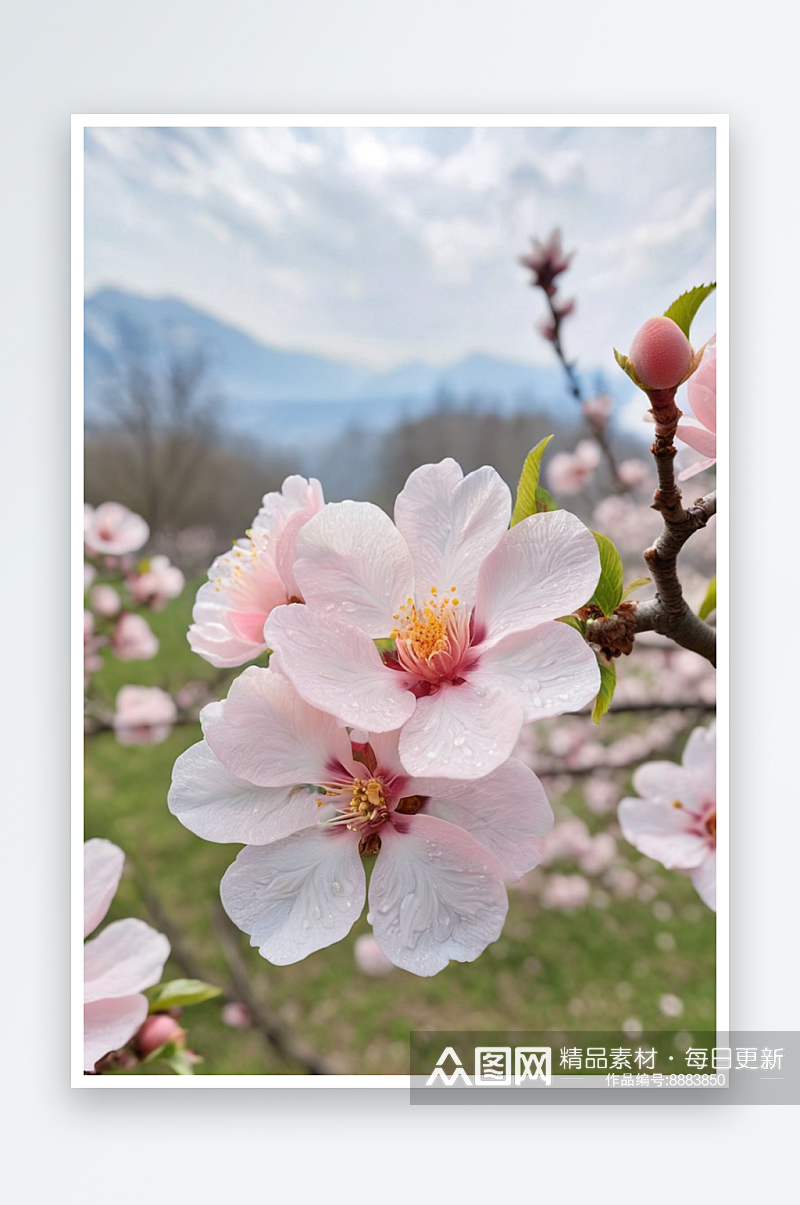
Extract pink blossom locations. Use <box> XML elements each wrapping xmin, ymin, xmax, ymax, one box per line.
<box><xmin>546</xmin><ymin>441</ymin><xmax>601</xmax><ymax>496</ymax></box>
<box><xmin>265</xmin><ymin>459</ymin><xmax>600</xmax><ymax>780</ymax></box>
<box><xmin>169</xmin><ymin>668</ymin><xmax>553</xmax><ymax>976</ymax></box>
<box><xmin>540</xmin><ymin>873</ymin><xmax>591</xmax><ymax>911</ymax></box>
<box><xmin>539</xmin><ymin>818</ymin><xmax>592</xmax><ymax>865</ymax></box>
<box><xmin>618</xmin><ymin>721</ymin><xmax>716</xmax><ymax>910</ymax></box>
<box><xmin>582</xmin><ymin>394</ymin><xmax>614</xmax><ymax>428</ymax></box>
<box><xmin>110</xmin><ymin>613</ymin><xmax>159</xmax><ymax>661</ymax></box>
<box><xmin>84</xmin><ymin>838</ymin><xmax>170</xmax><ymax>1071</ymax></box>
<box><xmin>113</xmin><ymin>686</ymin><xmax>178</xmax><ymax>745</ymax></box>
<box><xmin>84</xmin><ymin>563</ymin><xmax>96</xmax><ymax>591</ymax></box>
<box><xmin>221</xmin><ymin>1002</ymin><xmax>252</xmax><ymax>1029</ymax></box>
<box><xmin>578</xmin><ymin>832</ymin><xmax>617</xmax><ymax>875</ymax></box>
<box><xmin>129</xmin><ymin>555</ymin><xmax>185</xmax><ymax>609</ymax></box>
<box><xmin>84</xmin><ymin>611</ymin><xmax>105</xmax><ymax>682</ymax></box>
<box><xmin>520</xmin><ymin>229</ymin><xmax>574</xmax><ymax>295</ymax></box>
<box><xmin>188</xmin><ymin>475</ymin><xmax>324</xmax><ymax>668</ymax></box>
<box><xmin>90</xmin><ymin>583</ymin><xmax>121</xmax><ymax>618</ymax></box>
<box><xmin>354</xmin><ymin>934</ymin><xmax>395</xmax><ymax>976</ymax></box>
<box><xmin>617</xmin><ymin>459</ymin><xmax>650</xmax><ymax>490</ymax></box>
<box><xmin>676</xmin><ymin>335</ymin><xmax>716</xmax><ymax>480</ymax></box>
<box><xmin>84</xmin><ymin>502</ymin><xmax>150</xmax><ymax>557</ymax></box>
<box><xmin>136</xmin><ymin>1013</ymin><xmax>185</xmax><ymax>1055</ymax></box>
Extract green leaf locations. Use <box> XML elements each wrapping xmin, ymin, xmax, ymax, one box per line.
<box><xmin>374</xmin><ymin>637</ymin><xmax>397</xmax><ymax>656</ymax></box>
<box><xmin>556</xmin><ymin>614</ymin><xmax>586</xmax><ymax>637</ymax></box>
<box><xmin>592</xmin><ymin>658</ymin><xmax>617</xmax><ymax>724</ymax></box>
<box><xmin>663</xmin><ymin>283</ymin><xmax>716</xmax><ymax>339</ymax></box>
<box><xmin>698</xmin><ymin>575</ymin><xmax>716</xmax><ymax>620</ymax></box>
<box><xmin>534</xmin><ymin>486</ymin><xmax>559</xmax><ymax>512</ymax></box>
<box><xmin>620</xmin><ymin>575</ymin><xmax>651</xmax><ymax>602</ymax></box>
<box><xmin>510</xmin><ymin>436</ymin><xmax>554</xmax><ymax>527</ymax></box>
<box><xmin>140</xmin><ymin>1039</ymin><xmax>181</xmax><ymax>1065</ymax></box>
<box><xmin>589</xmin><ymin>532</ymin><xmax>624</xmax><ymax>617</ymax></box>
<box><xmin>145</xmin><ymin>979</ymin><xmax>222</xmax><ymax>1012</ymax></box>
<box><xmin>166</xmin><ymin>1052</ymin><xmax>199</xmax><ymax>1076</ymax></box>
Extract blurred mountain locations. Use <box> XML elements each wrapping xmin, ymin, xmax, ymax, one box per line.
<box><xmin>84</xmin><ymin>287</ymin><xmax>628</xmax><ymax>448</ymax></box>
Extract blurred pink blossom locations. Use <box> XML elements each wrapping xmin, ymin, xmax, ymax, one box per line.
<box><xmin>677</xmin><ymin>335</ymin><xmax>716</xmax><ymax>480</ymax></box>
<box><xmin>618</xmin><ymin>721</ymin><xmax>716</xmax><ymax>910</ymax></box>
<box><xmin>221</xmin><ymin>1002</ymin><xmax>252</xmax><ymax>1029</ymax></box>
<box><xmin>617</xmin><ymin>459</ymin><xmax>650</xmax><ymax>490</ymax></box>
<box><xmin>84</xmin><ymin>838</ymin><xmax>170</xmax><ymax>1072</ymax></box>
<box><xmin>579</xmin><ymin>832</ymin><xmax>617</xmax><ymax>875</ymax></box>
<box><xmin>583</xmin><ymin>394</ymin><xmax>614</xmax><ymax>428</ymax></box>
<box><xmin>84</xmin><ymin>502</ymin><xmax>150</xmax><ymax>557</ymax></box>
<box><xmin>113</xmin><ymin>686</ymin><xmax>177</xmax><ymax>745</ymax></box>
<box><xmin>90</xmin><ymin>584</ymin><xmax>121</xmax><ymax>618</ymax></box>
<box><xmin>540</xmin><ymin>873</ymin><xmax>591</xmax><ymax>912</ymax></box>
<box><xmin>539</xmin><ymin>818</ymin><xmax>592</xmax><ymax>865</ymax></box>
<box><xmin>84</xmin><ymin>563</ymin><xmax>96</xmax><ymax>591</ymax></box>
<box><xmin>111</xmin><ymin>613</ymin><xmax>159</xmax><ymax>661</ymax></box>
<box><xmin>129</xmin><ymin>555</ymin><xmax>185</xmax><ymax>609</ymax></box>
<box><xmin>136</xmin><ymin>1013</ymin><xmax>185</xmax><ymax>1056</ymax></box>
<box><xmin>547</xmin><ymin>441</ymin><xmax>601</xmax><ymax>496</ymax></box>
<box><xmin>189</xmin><ymin>475</ymin><xmax>325</xmax><ymax>668</ymax></box>
<box><xmin>354</xmin><ymin>934</ymin><xmax>395</xmax><ymax>976</ymax></box>
<box><xmin>520</xmin><ymin>229</ymin><xmax>574</xmax><ymax>295</ymax></box>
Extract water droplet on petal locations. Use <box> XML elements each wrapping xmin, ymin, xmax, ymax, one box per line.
<box><xmin>533</xmin><ymin>695</ymin><xmax>543</xmax><ymax>708</ymax></box>
<box><xmin>312</xmin><ymin>906</ymin><xmax>321</xmax><ymax>920</ymax></box>
<box><xmin>332</xmin><ymin>881</ymin><xmax>342</xmax><ymax>896</ymax></box>
<box><xmin>453</xmin><ymin>734</ymin><xmax>466</xmax><ymax>747</ymax></box>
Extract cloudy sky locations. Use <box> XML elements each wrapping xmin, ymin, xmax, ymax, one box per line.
<box><xmin>84</xmin><ymin>123</ymin><xmax>717</xmax><ymax>374</ymax></box>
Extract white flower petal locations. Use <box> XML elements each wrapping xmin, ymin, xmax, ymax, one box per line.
<box><xmin>294</xmin><ymin>501</ymin><xmax>414</xmax><ymax>637</ymax></box>
<box><xmin>265</xmin><ymin>607</ymin><xmax>416</xmax><ymax>733</ymax></box>
<box><xmin>220</xmin><ymin>828</ymin><xmax>365</xmax><ymax>964</ymax></box>
<box><xmin>469</xmin><ymin>623</ymin><xmax>600</xmax><ymax>722</ymax></box>
<box><xmin>369</xmin><ymin>816</ymin><xmax>508</xmax><ymax>976</ymax></box>
<box><xmin>84</xmin><ymin>838</ymin><xmax>125</xmax><ymax>938</ymax></box>
<box><xmin>617</xmin><ymin>799</ymin><xmax>709</xmax><ymax>869</ymax></box>
<box><xmin>398</xmin><ymin>680</ymin><xmax>523</xmax><ymax>780</ymax></box>
<box><xmin>690</xmin><ymin>851</ymin><xmax>716</xmax><ymax>910</ymax></box>
<box><xmin>419</xmin><ymin>758</ymin><xmax>553</xmax><ymax>880</ymax></box>
<box><xmin>394</xmin><ymin>460</ymin><xmax>511</xmax><ymax>606</ymax></box>
<box><xmin>202</xmin><ymin>666</ymin><xmax>353</xmax><ymax>787</ymax></box>
<box><xmin>84</xmin><ymin>995</ymin><xmax>149</xmax><ymax>1071</ymax></box>
<box><xmin>474</xmin><ymin>510</ymin><xmax>601</xmax><ymax>642</ymax></box>
<box><xmin>169</xmin><ymin>740</ymin><xmax>323</xmax><ymax>844</ymax></box>
<box><xmin>84</xmin><ymin>918</ymin><xmax>170</xmax><ymax>1003</ymax></box>
<box><xmin>631</xmin><ymin>762</ymin><xmax>699</xmax><ymax>810</ymax></box>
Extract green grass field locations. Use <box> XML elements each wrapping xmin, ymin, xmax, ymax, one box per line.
<box><xmin>85</xmin><ymin>580</ymin><xmax>715</xmax><ymax>1075</ymax></box>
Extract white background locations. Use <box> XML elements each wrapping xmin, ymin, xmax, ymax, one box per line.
<box><xmin>3</xmin><ymin>0</ymin><xmax>797</xmax><ymax>1199</ymax></box>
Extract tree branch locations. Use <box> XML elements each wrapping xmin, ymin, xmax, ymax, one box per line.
<box><xmin>587</xmin><ymin>393</ymin><xmax>717</xmax><ymax>665</ymax></box>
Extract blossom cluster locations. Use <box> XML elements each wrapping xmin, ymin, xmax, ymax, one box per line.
<box><xmin>84</xmin><ymin>501</ymin><xmax>184</xmax><ymax>744</ymax></box>
<box><xmin>173</xmin><ymin>460</ymin><xmax>604</xmax><ymax>975</ymax></box>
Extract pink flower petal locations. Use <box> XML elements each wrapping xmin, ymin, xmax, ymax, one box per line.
<box><xmin>631</xmin><ymin>761</ymin><xmax>698</xmax><ymax>810</ymax></box>
<box><xmin>689</xmin><ymin>851</ymin><xmax>716</xmax><ymax>910</ymax></box>
<box><xmin>169</xmin><ymin>739</ymin><xmax>323</xmax><ymax>844</ymax></box>
<box><xmin>617</xmin><ymin>799</ymin><xmax>709</xmax><ymax>869</ymax></box>
<box><xmin>265</xmin><ymin>607</ymin><xmax>416</xmax><ymax>733</ymax></box>
<box><xmin>474</xmin><ymin>510</ymin><xmax>601</xmax><ymax>642</ymax></box>
<box><xmin>681</xmin><ymin>720</ymin><xmax>716</xmax><ymax>797</ymax></box>
<box><xmin>417</xmin><ymin>758</ymin><xmax>553</xmax><ymax>880</ymax></box>
<box><xmin>220</xmin><ymin>827</ymin><xmax>365</xmax><ymax>964</ymax></box>
<box><xmin>294</xmin><ymin>501</ymin><xmax>414</xmax><ymax>637</ymax></box>
<box><xmin>201</xmin><ymin>667</ymin><xmax>353</xmax><ymax>788</ymax></box>
<box><xmin>84</xmin><ymin>995</ymin><xmax>149</xmax><ymax>1071</ymax></box>
<box><xmin>678</xmin><ymin>456</ymin><xmax>716</xmax><ymax>482</ymax></box>
<box><xmin>394</xmin><ymin>460</ymin><xmax>511</xmax><ymax>606</ymax></box>
<box><xmin>397</xmin><ymin>679</ymin><xmax>523</xmax><ymax>779</ymax></box>
<box><xmin>369</xmin><ymin>816</ymin><xmax>508</xmax><ymax>976</ymax></box>
<box><xmin>676</xmin><ymin>420</ymin><xmax>716</xmax><ymax>459</ymax></box>
<box><xmin>84</xmin><ymin>918</ymin><xmax>170</xmax><ymax>1003</ymax></box>
<box><xmin>469</xmin><ymin>622</ymin><xmax>600</xmax><ymax>722</ymax></box>
<box><xmin>84</xmin><ymin>838</ymin><xmax>125</xmax><ymax>938</ymax></box>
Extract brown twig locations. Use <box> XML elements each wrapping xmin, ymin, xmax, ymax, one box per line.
<box><xmin>589</xmin><ymin>387</ymin><xmax>716</xmax><ymax>664</ymax></box>
<box><xmin>136</xmin><ymin>876</ymin><xmax>334</xmax><ymax>1075</ymax></box>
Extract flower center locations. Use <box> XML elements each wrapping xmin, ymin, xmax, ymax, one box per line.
<box><xmin>391</xmin><ymin>588</ymin><xmax>471</xmax><ymax>682</ymax></box>
<box><xmin>322</xmin><ymin>777</ymin><xmax>390</xmax><ymax>833</ymax></box>
<box><xmin>705</xmin><ymin>811</ymin><xmax>716</xmax><ymax>840</ymax></box>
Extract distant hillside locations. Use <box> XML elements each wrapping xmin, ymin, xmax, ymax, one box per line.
<box><xmin>84</xmin><ymin>287</ymin><xmax>632</xmax><ymax>449</ymax></box>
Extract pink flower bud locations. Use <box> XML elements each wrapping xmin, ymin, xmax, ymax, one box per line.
<box><xmin>628</xmin><ymin>316</ymin><xmax>692</xmax><ymax>391</ymax></box>
<box><xmin>136</xmin><ymin>1013</ymin><xmax>185</xmax><ymax>1056</ymax></box>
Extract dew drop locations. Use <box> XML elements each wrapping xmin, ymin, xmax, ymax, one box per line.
<box><xmin>533</xmin><ymin>695</ymin><xmax>543</xmax><ymax>708</ymax></box>
<box><xmin>332</xmin><ymin>880</ymin><xmax>342</xmax><ymax>896</ymax></box>
<box><xmin>303</xmin><ymin>920</ymin><xmax>310</xmax><ymax>930</ymax></box>
<box><xmin>453</xmin><ymin>734</ymin><xmax>466</xmax><ymax>747</ymax></box>
<box><xmin>366</xmin><ymin>911</ymin><xmax>374</xmax><ymax>924</ymax></box>
<box><xmin>312</xmin><ymin>905</ymin><xmax>321</xmax><ymax>920</ymax></box>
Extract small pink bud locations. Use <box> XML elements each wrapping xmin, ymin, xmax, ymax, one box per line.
<box><xmin>136</xmin><ymin>1013</ymin><xmax>185</xmax><ymax>1056</ymax></box>
<box><xmin>628</xmin><ymin>316</ymin><xmax>692</xmax><ymax>391</ymax></box>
